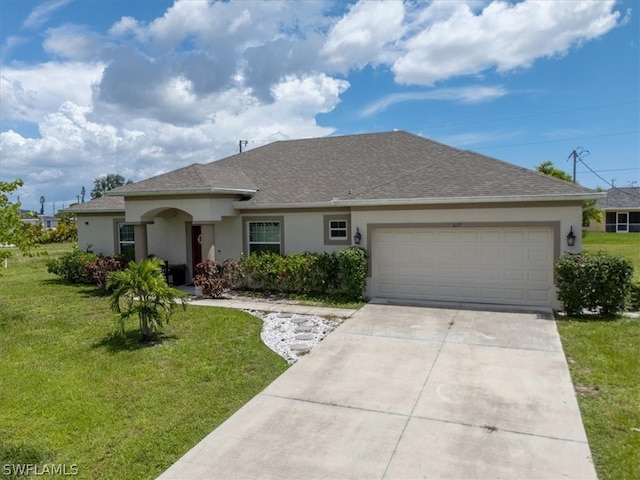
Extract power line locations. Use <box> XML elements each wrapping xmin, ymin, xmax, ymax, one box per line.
<box><xmin>576</xmin><ymin>167</ymin><xmax>639</xmax><ymax>174</ymax></box>
<box><xmin>480</xmin><ymin>130</ymin><xmax>637</xmax><ymax>150</ymax></box>
<box><xmin>423</xmin><ymin>99</ymin><xmax>639</xmax><ymax>130</ymax></box>
<box><xmin>578</xmin><ymin>157</ymin><xmax>640</xmax><ymax>199</ymax></box>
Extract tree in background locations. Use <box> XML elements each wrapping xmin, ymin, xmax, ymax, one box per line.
<box><xmin>536</xmin><ymin>161</ymin><xmax>573</xmax><ymax>182</ymax></box>
<box><xmin>91</xmin><ymin>174</ymin><xmax>133</xmax><ymax>199</ymax></box>
<box><xmin>80</xmin><ymin>186</ymin><xmax>86</xmax><ymax>203</ymax></box>
<box><xmin>39</xmin><ymin>195</ymin><xmax>45</xmax><ymax>215</ymax></box>
<box><xmin>535</xmin><ymin>161</ymin><xmax>602</xmax><ymax>227</ymax></box>
<box><xmin>1</xmin><ymin>179</ymin><xmax>39</xmax><ymax>264</ymax></box>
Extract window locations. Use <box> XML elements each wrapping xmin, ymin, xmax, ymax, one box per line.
<box><xmin>248</xmin><ymin>221</ymin><xmax>281</xmax><ymax>254</ymax></box>
<box><xmin>329</xmin><ymin>220</ymin><xmax>348</xmax><ymax>240</ymax></box>
<box><xmin>323</xmin><ymin>215</ymin><xmax>351</xmax><ymax>245</ymax></box>
<box><xmin>118</xmin><ymin>223</ymin><xmax>135</xmax><ymax>259</ymax></box>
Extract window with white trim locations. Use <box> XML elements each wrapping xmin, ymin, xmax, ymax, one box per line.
<box><xmin>248</xmin><ymin>221</ymin><xmax>281</xmax><ymax>254</ymax></box>
<box><xmin>118</xmin><ymin>223</ymin><xmax>135</xmax><ymax>259</ymax></box>
<box><xmin>323</xmin><ymin>214</ymin><xmax>351</xmax><ymax>245</ymax></box>
<box><xmin>329</xmin><ymin>220</ymin><xmax>348</xmax><ymax>240</ymax></box>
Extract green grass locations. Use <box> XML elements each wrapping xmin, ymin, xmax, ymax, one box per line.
<box><xmin>558</xmin><ymin>232</ymin><xmax>640</xmax><ymax>479</ymax></box>
<box><xmin>557</xmin><ymin>317</ymin><xmax>640</xmax><ymax>480</ymax></box>
<box><xmin>583</xmin><ymin>231</ymin><xmax>640</xmax><ymax>280</ymax></box>
<box><xmin>0</xmin><ymin>244</ymin><xmax>288</xmax><ymax>479</ymax></box>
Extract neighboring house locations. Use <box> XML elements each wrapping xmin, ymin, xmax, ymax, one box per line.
<box><xmin>588</xmin><ymin>187</ymin><xmax>640</xmax><ymax>233</ymax></box>
<box><xmin>69</xmin><ymin>131</ymin><xmax>602</xmax><ymax>309</ymax></box>
<box><xmin>21</xmin><ymin>215</ymin><xmax>59</xmax><ymax>230</ymax></box>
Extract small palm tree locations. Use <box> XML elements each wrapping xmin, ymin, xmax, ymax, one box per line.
<box><xmin>107</xmin><ymin>258</ymin><xmax>188</xmax><ymax>341</ymax></box>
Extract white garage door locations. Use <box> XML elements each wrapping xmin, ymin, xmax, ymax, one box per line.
<box><xmin>372</xmin><ymin>226</ymin><xmax>554</xmax><ymax>306</ymax></box>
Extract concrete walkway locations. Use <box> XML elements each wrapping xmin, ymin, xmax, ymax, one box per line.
<box><xmin>189</xmin><ymin>296</ymin><xmax>359</xmax><ymax>318</ymax></box>
<box><xmin>159</xmin><ymin>302</ymin><xmax>596</xmax><ymax>479</ymax></box>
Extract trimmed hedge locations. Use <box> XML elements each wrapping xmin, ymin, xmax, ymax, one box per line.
<box><xmin>555</xmin><ymin>251</ymin><xmax>634</xmax><ymax>315</ymax></box>
<box><xmin>195</xmin><ymin>248</ymin><xmax>367</xmax><ymax>302</ymax></box>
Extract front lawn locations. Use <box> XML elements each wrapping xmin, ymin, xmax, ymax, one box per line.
<box><xmin>583</xmin><ymin>231</ymin><xmax>640</xmax><ymax>280</ymax></box>
<box><xmin>559</xmin><ymin>230</ymin><xmax>639</xmax><ymax>479</ymax></box>
<box><xmin>0</xmin><ymin>244</ymin><xmax>288</xmax><ymax>479</ymax></box>
<box><xmin>557</xmin><ymin>317</ymin><xmax>640</xmax><ymax>480</ymax></box>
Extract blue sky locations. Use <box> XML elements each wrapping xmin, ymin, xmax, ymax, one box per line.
<box><xmin>1</xmin><ymin>0</ymin><xmax>638</xmax><ymax>212</ymax></box>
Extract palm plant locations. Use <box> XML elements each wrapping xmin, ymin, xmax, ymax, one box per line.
<box><xmin>107</xmin><ymin>257</ymin><xmax>188</xmax><ymax>341</ymax></box>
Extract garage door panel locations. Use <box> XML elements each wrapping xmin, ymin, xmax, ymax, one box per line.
<box><xmin>373</xmin><ymin>226</ymin><xmax>553</xmax><ymax>306</ymax></box>
<box><xmin>528</xmin><ymin>289</ymin><xmax>551</xmax><ymax>302</ymax></box>
<box><xmin>528</xmin><ymin>249</ymin><xmax>549</xmax><ymax>263</ymax></box>
<box><xmin>460</xmin><ymin>231</ymin><xmax>479</xmax><ymax>242</ymax></box>
<box><xmin>504</xmin><ymin>231</ymin><xmax>525</xmax><ymax>243</ymax></box>
<box><xmin>528</xmin><ymin>269</ymin><xmax>550</xmax><ymax>282</ymax></box>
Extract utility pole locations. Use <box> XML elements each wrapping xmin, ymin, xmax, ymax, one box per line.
<box><xmin>567</xmin><ymin>147</ymin><xmax>589</xmax><ymax>183</ymax></box>
<box><xmin>239</xmin><ymin>140</ymin><xmax>248</xmax><ymax>153</ymax></box>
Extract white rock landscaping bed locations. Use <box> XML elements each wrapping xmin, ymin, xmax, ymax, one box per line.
<box><xmin>245</xmin><ymin>311</ymin><xmax>344</xmax><ymax>364</ymax></box>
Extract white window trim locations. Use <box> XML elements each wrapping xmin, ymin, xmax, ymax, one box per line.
<box><xmin>247</xmin><ymin>221</ymin><xmax>282</xmax><ymax>254</ymax></box>
<box><xmin>329</xmin><ymin>219</ymin><xmax>348</xmax><ymax>240</ymax></box>
<box><xmin>118</xmin><ymin>223</ymin><xmax>136</xmax><ymax>255</ymax></box>
<box><xmin>616</xmin><ymin>211</ymin><xmax>629</xmax><ymax>233</ymax></box>
<box><xmin>323</xmin><ymin>214</ymin><xmax>351</xmax><ymax>246</ymax></box>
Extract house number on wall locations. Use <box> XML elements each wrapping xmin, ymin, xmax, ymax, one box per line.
<box><xmin>452</xmin><ymin>223</ymin><xmax>462</xmax><ymax>228</ymax></box>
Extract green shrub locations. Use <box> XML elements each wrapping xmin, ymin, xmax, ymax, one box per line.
<box><xmin>337</xmin><ymin>247</ymin><xmax>367</xmax><ymax>301</ymax></box>
<box><xmin>236</xmin><ymin>248</ymin><xmax>367</xmax><ymax>302</ymax></box>
<box><xmin>627</xmin><ymin>282</ymin><xmax>640</xmax><ymax>311</ymax></box>
<box><xmin>41</xmin><ymin>222</ymin><xmax>77</xmax><ymax>243</ymax></box>
<box><xmin>46</xmin><ymin>248</ymin><xmax>98</xmax><ymax>284</ymax></box>
<box><xmin>555</xmin><ymin>251</ymin><xmax>634</xmax><ymax>315</ymax></box>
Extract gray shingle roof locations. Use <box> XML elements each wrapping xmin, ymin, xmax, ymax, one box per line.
<box><xmin>596</xmin><ymin>187</ymin><xmax>640</xmax><ymax>209</ymax></box>
<box><xmin>72</xmin><ymin>131</ymin><xmax>598</xmax><ymax>212</ymax></box>
<box><xmin>111</xmin><ymin>163</ymin><xmax>257</xmax><ymax>195</ymax></box>
<box><xmin>214</xmin><ymin>131</ymin><xmax>595</xmax><ymax>204</ymax></box>
<box><xmin>68</xmin><ymin>195</ymin><xmax>124</xmax><ymax>212</ymax></box>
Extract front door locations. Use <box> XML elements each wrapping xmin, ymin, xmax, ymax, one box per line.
<box><xmin>192</xmin><ymin>225</ymin><xmax>202</xmax><ymax>272</ymax></box>
<box><xmin>616</xmin><ymin>212</ymin><xmax>629</xmax><ymax>232</ymax></box>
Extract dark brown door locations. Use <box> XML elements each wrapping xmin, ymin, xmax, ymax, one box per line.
<box><xmin>191</xmin><ymin>225</ymin><xmax>202</xmax><ymax>274</ymax></box>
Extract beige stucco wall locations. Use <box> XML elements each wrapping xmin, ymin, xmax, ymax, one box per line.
<box><xmin>146</xmin><ymin>212</ymin><xmax>190</xmax><ymax>265</ymax></box>
<box><xmin>76</xmin><ymin>214</ymin><xmax>120</xmax><ymax>255</ymax></box>
<box><xmin>125</xmin><ymin>197</ymin><xmax>236</xmax><ymax>223</ymax></box>
<box><xmin>352</xmin><ymin>203</ymin><xmax>584</xmax><ymax>257</ymax></box>
<box><xmin>213</xmin><ymin>216</ymin><xmax>243</xmax><ymax>261</ymax></box>
<box><xmin>221</xmin><ymin>211</ymin><xmax>351</xmax><ymax>260</ymax></box>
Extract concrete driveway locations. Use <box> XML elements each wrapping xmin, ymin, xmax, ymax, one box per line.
<box><xmin>159</xmin><ymin>302</ymin><xmax>596</xmax><ymax>479</ymax></box>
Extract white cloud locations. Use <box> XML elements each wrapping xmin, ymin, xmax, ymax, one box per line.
<box><xmin>0</xmin><ymin>61</ymin><xmax>104</xmax><ymax>123</ymax></box>
<box><xmin>108</xmin><ymin>16</ymin><xmax>144</xmax><ymax>39</ymax></box>
<box><xmin>1</xmin><ymin>70</ymin><xmax>347</xmax><ymax>208</ymax></box>
<box><xmin>321</xmin><ymin>0</ymin><xmax>405</xmax><ymax>71</ymax></box>
<box><xmin>1</xmin><ymin>36</ymin><xmax>29</xmax><ymax>61</ymax></box>
<box><xmin>393</xmin><ymin>0</ymin><xmax>621</xmax><ymax>86</ymax></box>
<box><xmin>43</xmin><ymin>24</ymin><xmax>104</xmax><ymax>60</ymax></box>
<box><xmin>360</xmin><ymin>85</ymin><xmax>508</xmax><ymax>117</ymax></box>
<box><xmin>23</xmin><ymin>0</ymin><xmax>72</xmax><ymax>29</ymax></box>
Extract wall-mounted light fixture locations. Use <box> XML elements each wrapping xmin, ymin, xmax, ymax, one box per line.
<box><xmin>84</xmin><ymin>221</ymin><xmax>89</xmax><ymax>225</ymax></box>
<box><xmin>353</xmin><ymin>227</ymin><xmax>362</xmax><ymax>245</ymax></box>
<box><xmin>566</xmin><ymin>226</ymin><xmax>576</xmax><ymax>246</ymax></box>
